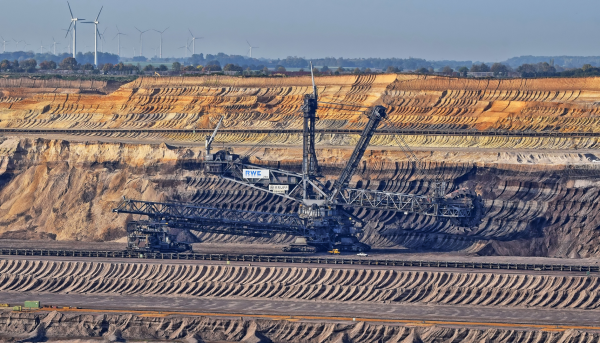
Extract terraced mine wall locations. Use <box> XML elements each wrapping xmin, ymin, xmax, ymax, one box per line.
<box><xmin>2</xmin><ymin>259</ymin><xmax>600</xmax><ymax>310</ymax></box>
<box><xmin>3</xmin><ymin>74</ymin><xmax>600</xmax><ymax>145</ymax></box>
<box><xmin>0</xmin><ymin>137</ymin><xmax>600</xmax><ymax>257</ymax></box>
<box><xmin>4</xmin><ymin>311</ymin><xmax>599</xmax><ymax>343</ymax></box>
<box><xmin>1</xmin><ymin>75</ymin><xmax>600</xmax><ymax>256</ymax></box>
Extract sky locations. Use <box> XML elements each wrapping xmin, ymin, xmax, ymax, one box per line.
<box><xmin>0</xmin><ymin>0</ymin><xmax>598</xmax><ymax>61</ymax></box>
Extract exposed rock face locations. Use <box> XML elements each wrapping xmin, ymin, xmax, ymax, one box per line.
<box><xmin>0</xmin><ymin>311</ymin><xmax>598</xmax><ymax>343</ymax></box>
<box><xmin>1</xmin><ymin>75</ymin><xmax>600</xmax><ymax>257</ymax></box>
<box><xmin>2</xmin><ymin>75</ymin><xmax>600</xmax><ymax>149</ymax></box>
<box><xmin>0</xmin><ymin>136</ymin><xmax>599</xmax><ymax>257</ymax></box>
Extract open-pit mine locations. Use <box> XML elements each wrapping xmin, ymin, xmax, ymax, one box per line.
<box><xmin>1</xmin><ymin>74</ymin><xmax>600</xmax><ymax>342</ymax></box>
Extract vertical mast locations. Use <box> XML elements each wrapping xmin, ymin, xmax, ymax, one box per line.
<box><xmin>301</xmin><ymin>62</ymin><xmax>320</xmax><ymax>200</ymax></box>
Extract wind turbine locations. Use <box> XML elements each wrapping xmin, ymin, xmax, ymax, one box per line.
<box><xmin>135</xmin><ymin>27</ymin><xmax>149</xmax><ymax>57</ymax></box>
<box><xmin>40</xmin><ymin>41</ymin><xmax>45</xmax><ymax>54</ymax></box>
<box><xmin>154</xmin><ymin>27</ymin><xmax>168</xmax><ymax>59</ymax></box>
<box><xmin>22</xmin><ymin>42</ymin><xmax>30</xmax><ymax>52</ymax></box>
<box><xmin>0</xmin><ymin>37</ymin><xmax>8</xmax><ymax>53</ymax></box>
<box><xmin>65</xmin><ymin>1</ymin><xmax>85</xmax><ymax>58</ymax></box>
<box><xmin>13</xmin><ymin>39</ymin><xmax>22</xmax><ymax>51</ymax></box>
<box><xmin>62</xmin><ymin>29</ymin><xmax>72</xmax><ymax>54</ymax></box>
<box><xmin>113</xmin><ymin>26</ymin><xmax>126</xmax><ymax>57</ymax></box>
<box><xmin>82</xmin><ymin>6</ymin><xmax>103</xmax><ymax>66</ymax></box>
<box><xmin>100</xmin><ymin>28</ymin><xmax>107</xmax><ymax>52</ymax></box>
<box><xmin>246</xmin><ymin>40</ymin><xmax>258</xmax><ymax>58</ymax></box>
<box><xmin>188</xmin><ymin>29</ymin><xmax>203</xmax><ymax>55</ymax></box>
<box><xmin>52</xmin><ymin>37</ymin><xmax>60</xmax><ymax>55</ymax></box>
<box><xmin>179</xmin><ymin>39</ymin><xmax>191</xmax><ymax>58</ymax></box>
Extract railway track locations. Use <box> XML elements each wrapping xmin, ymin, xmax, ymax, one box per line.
<box><xmin>1</xmin><ymin>248</ymin><xmax>597</xmax><ymax>272</ymax></box>
<box><xmin>1</xmin><ymin>128</ymin><xmax>600</xmax><ymax>138</ymax></box>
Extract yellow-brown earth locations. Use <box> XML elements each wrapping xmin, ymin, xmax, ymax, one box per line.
<box><xmin>1</xmin><ymin>75</ymin><xmax>600</xmax><ymax>257</ymax></box>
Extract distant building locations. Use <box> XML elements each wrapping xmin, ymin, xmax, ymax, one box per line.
<box><xmin>467</xmin><ymin>72</ymin><xmax>494</xmax><ymax>78</ymax></box>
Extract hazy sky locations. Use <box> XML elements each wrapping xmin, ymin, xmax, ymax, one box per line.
<box><xmin>0</xmin><ymin>0</ymin><xmax>598</xmax><ymax>61</ymax></box>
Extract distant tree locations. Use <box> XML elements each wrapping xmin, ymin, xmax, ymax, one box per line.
<box><xmin>364</xmin><ymin>68</ymin><xmax>372</xmax><ymax>73</ymax></box>
<box><xmin>20</xmin><ymin>59</ymin><xmax>37</xmax><ymax>72</ymax></box>
<box><xmin>204</xmin><ymin>63</ymin><xmax>222</xmax><ymax>72</ymax></box>
<box><xmin>142</xmin><ymin>64</ymin><xmax>154</xmax><ymax>72</ymax></box>
<box><xmin>39</xmin><ymin>60</ymin><xmax>57</xmax><ymax>70</ymax></box>
<box><xmin>470</xmin><ymin>63</ymin><xmax>490</xmax><ymax>72</ymax></box>
<box><xmin>102</xmin><ymin>63</ymin><xmax>114</xmax><ymax>72</ymax></box>
<box><xmin>276</xmin><ymin>65</ymin><xmax>286</xmax><ymax>72</ymax></box>
<box><xmin>321</xmin><ymin>65</ymin><xmax>329</xmax><ymax>72</ymax></box>
<box><xmin>59</xmin><ymin>57</ymin><xmax>78</xmax><ymax>70</ymax></box>
<box><xmin>582</xmin><ymin>64</ymin><xmax>593</xmax><ymax>71</ymax></box>
<box><xmin>416</xmin><ymin>67</ymin><xmax>429</xmax><ymax>74</ymax></box>
<box><xmin>262</xmin><ymin>67</ymin><xmax>269</xmax><ymax>74</ymax></box>
<box><xmin>516</xmin><ymin>64</ymin><xmax>537</xmax><ymax>76</ymax></box>
<box><xmin>353</xmin><ymin>67</ymin><xmax>361</xmax><ymax>74</ymax></box>
<box><xmin>312</xmin><ymin>67</ymin><xmax>319</xmax><ymax>74</ymax></box>
<box><xmin>428</xmin><ymin>67</ymin><xmax>434</xmax><ymax>73</ymax></box>
<box><xmin>196</xmin><ymin>65</ymin><xmax>204</xmax><ymax>70</ymax></box>
<box><xmin>441</xmin><ymin>66</ymin><xmax>453</xmax><ymax>74</ymax></box>
<box><xmin>157</xmin><ymin>64</ymin><xmax>168</xmax><ymax>71</ymax></box>
<box><xmin>183</xmin><ymin>65</ymin><xmax>196</xmax><ymax>71</ymax></box>
<box><xmin>172</xmin><ymin>61</ymin><xmax>181</xmax><ymax>71</ymax></box>
<box><xmin>0</xmin><ymin>59</ymin><xmax>9</xmax><ymax>71</ymax></box>
<box><xmin>386</xmin><ymin>66</ymin><xmax>400</xmax><ymax>73</ymax></box>
<box><xmin>458</xmin><ymin>66</ymin><xmax>468</xmax><ymax>76</ymax></box>
<box><xmin>223</xmin><ymin>63</ymin><xmax>243</xmax><ymax>72</ymax></box>
<box><xmin>337</xmin><ymin>67</ymin><xmax>345</xmax><ymax>73</ymax></box>
<box><xmin>298</xmin><ymin>68</ymin><xmax>304</xmax><ymax>72</ymax></box>
<box><xmin>490</xmin><ymin>63</ymin><xmax>509</xmax><ymax>75</ymax></box>
<box><xmin>81</xmin><ymin>63</ymin><xmax>94</xmax><ymax>70</ymax></box>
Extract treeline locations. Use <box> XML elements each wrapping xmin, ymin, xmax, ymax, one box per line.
<box><xmin>502</xmin><ymin>56</ymin><xmax>600</xmax><ymax>69</ymax></box>
<box><xmin>0</xmin><ymin>51</ymin><xmax>119</xmax><ymax>66</ymax></box>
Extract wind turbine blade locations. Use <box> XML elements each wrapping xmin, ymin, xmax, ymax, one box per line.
<box><xmin>163</xmin><ymin>27</ymin><xmax>169</xmax><ymax>34</ymax></box>
<box><xmin>135</xmin><ymin>27</ymin><xmax>141</xmax><ymax>33</ymax></box>
<box><xmin>96</xmin><ymin>6</ymin><xmax>103</xmax><ymax>21</ymax></box>
<box><xmin>97</xmin><ymin>28</ymin><xmax>101</xmax><ymax>39</ymax></box>
<box><xmin>67</xmin><ymin>1</ymin><xmax>74</xmax><ymax>19</ymax></box>
<box><xmin>65</xmin><ymin>22</ymin><xmax>73</xmax><ymax>38</ymax></box>
<box><xmin>188</xmin><ymin>29</ymin><xmax>194</xmax><ymax>37</ymax></box>
<box><xmin>116</xmin><ymin>25</ymin><xmax>120</xmax><ymax>33</ymax></box>
<box><xmin>247</xmin><ymin>40</ymin><xmax>251</xmax><ymax>47</ymax></box>
<box><xmin>81</xmin><ymin>21</ymin><xmax>93</xmax><ymax>24</ymax></box>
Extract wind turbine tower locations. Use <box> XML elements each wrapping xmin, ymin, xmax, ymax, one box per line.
<box><xmin>247</xmin><ymin>41</ymin><xmax>258</xmax><ymax>58</ymax></box>
<box><xmin>82</xmin><ymin>6</ymin><xmax>103</xmax><ymax>66</ymax></box>
<box><xmin>113</xmin><ymin>26</ymin><xmax>126</xmax><ymax>57</ymax></box>
<box><xmin>40</xmin><ymin>42</ymin><xmax>45</xmax><ymax>54</ymax></box>
<box><xmin>154</xmin><ymin>27</ymin><xmax>168</xmax><ymax>59</ymax></box>
<box><xmin>0</xmin><ymin>37</ymin><xmax>8</xmax><ymax>53</ymax></box>
<box><xmin>135</xmin><ymin>27</ymin><xmax>149</xmax><ymax>57</ymax></box>
<box><xmin>188</xmin><ymin>29</ymin><xmax>203</xmax><ymax>55</ymax></box>
<box><xmin>65</xmin><ymin>1</ymin><xmax>85</xmax><ymax>58</ymax></box>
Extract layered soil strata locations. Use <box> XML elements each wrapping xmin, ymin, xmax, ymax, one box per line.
<box><xmin>2</xmin><ymin>75</ymin><xmax>600</xmax><ymax>149</ymax></box>
<box><xmin>1</xmin><ymin>259</ymin><xmax>600</xmax><ymax>310</ymax></box>
<box><xmin>0</xmin><ymin>137</ymin><xmax>600</xmax><ymax>256</ymax></box>
<box><xmin>2</xmin><ymin>311</ymin><xmax>599</xmax><ymax>343</ymax></box>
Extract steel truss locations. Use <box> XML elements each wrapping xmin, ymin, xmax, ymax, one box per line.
<box><xmin>113</xmin><ymin>199</ymin><xmax>307</xmax><ymax>235</ymax></box>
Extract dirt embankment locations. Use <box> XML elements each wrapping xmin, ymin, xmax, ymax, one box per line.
<box><xmin>1</xmin><ymin>310</ymin><xmax>599</xmax><ymax>343</ymax></box>
<box><xmin>2</xmin><ymin>75</ymin><xmax>600</xmax><ymax>149</ymax></box>
<box><xmin>1</xmin><ymin>137</ymin><xmax>600</xmax><ymax>257</ymax></box>
<box><xmin>2</xmin><ymin>259</ymin><xmax>600</xmax><ymax>310</ymax></box>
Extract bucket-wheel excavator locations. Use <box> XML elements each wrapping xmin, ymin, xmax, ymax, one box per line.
<box><xmin>114</xmin><ymin>64</ymin><xmax>483</xmax><ymax>253</ymax></box>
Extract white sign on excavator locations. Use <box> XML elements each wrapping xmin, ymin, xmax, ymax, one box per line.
<box><xmin>269</xmin><ymin>185</ymin><xmax>289</xmax><ymax>194</ymax></box>
<box><xmin>243</xmin><ymin>169</ymin><xmax>270</xmax><ymax>179</ymax></box>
